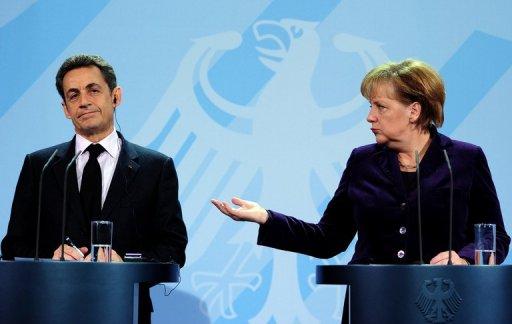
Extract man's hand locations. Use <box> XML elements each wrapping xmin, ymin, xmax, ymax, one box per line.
<box><xmin>83</xmin><ymin>248</ymin><xmax>124</xmax><ymax>262</ymax></box>
<box><xmin>111</xmin><ymin>249</ymin><xmax>123</xmax><ymax>262</ymax></box>
<box><xmin>52</xmin><ymin>245</ymin><xmax>88</xmax><ymax>261</ymax></box>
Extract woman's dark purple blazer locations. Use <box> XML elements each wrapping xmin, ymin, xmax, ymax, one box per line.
<box><xmin>258</xmin><ymin>129</ymin><xmax>510</xmax><ymax>264</ymax></box>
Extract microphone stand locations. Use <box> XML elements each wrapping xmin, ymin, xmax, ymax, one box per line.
<box><xmin>35</xmin><ymin>149</ymin><xmax>58</xmax><ymax>261</ymax></box>
<box><xmin>60</xmin><ymin>151</ymin><xmax>81</xmax><ymax>261</ymax></box>
<box><xmin>443</xmin><ymin>149</ymin><xmax>454</xmax><ymax>265</ymax></box>
<box><xmin>415</xmin><ymin>150</ymin><xmax>424</xmax><ymax>264</ymax></box>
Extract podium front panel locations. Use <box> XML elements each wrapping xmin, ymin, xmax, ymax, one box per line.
<box><xmin>317</xmin><ymin>265</ymin><xmax>512</xmax><ymax>323</ymax></box>
<box><xmin>0</xmin><ymin>261</ymin><xmax>179</xmax><ymax>324</ymax></box>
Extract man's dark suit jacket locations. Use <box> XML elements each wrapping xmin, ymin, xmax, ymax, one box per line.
<box><xmin>258</xmin><ymin>129</ymin><xmax>510</xmax><ymax>264</ymax></box>
<box><xmin>1</xmin><ymin>132</ymin><xmax>187</xmax><ymax>263</ymax></box>
<box><xmin>0</xmin><ymin>132</ymin><xmax>187</xmax><ymax>323</ymax></box>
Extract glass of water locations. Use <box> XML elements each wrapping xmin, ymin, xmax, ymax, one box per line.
<box><xmin>474</xmin><ymin>223</ymin><xmax>496</xmax><ymax>265</ymax></box>
<box><xmin>91</xmin><ymin>221</ymin><xmax>113</xmax><ymax>262</ymax></box>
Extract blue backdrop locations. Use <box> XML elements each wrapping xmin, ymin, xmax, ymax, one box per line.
<box><xmin>1</xmin><ymin>1</ymin><xmax>511</xmax><ymax>322</ymax></box>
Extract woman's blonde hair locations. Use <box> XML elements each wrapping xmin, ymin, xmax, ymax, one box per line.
<box><xmin>361</xmin><ymin>59</ymin><xmax>445</xmax><ymax>129</ymax></box>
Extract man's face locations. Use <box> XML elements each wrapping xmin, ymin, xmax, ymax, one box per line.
<box><xmin>61</xmin><ymin>65</ymin><xmax>121</xmax><ymax>141</ymax></box>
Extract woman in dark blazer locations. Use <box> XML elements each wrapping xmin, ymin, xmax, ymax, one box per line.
<box><xmin>211</xmin><ymin>59</ymin><xmax>510</xmax><ymax>266</ymax></box>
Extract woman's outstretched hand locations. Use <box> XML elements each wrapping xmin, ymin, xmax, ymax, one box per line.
<box><xmin>211</xmin><ymin>197</ymin><xmax>269</xmax><ymax>224</ymax></box>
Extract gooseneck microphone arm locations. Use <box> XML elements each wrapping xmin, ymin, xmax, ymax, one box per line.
<box><xmin>443</xmin><ymin>149</ymin><xmax>454</xmax><ymax>265</ymax></box>
<box><xmin>34</xmin><ymin>149</ymin><xmax>58</xmax><ymax>261</ymax></box>
<box><xmin>415</xmin><ymin>150</ymin><xmax>424</xmax><ymax>264</ymax></box>
<box><xmin>60</xmin><ymin>151</ymin><xmax>81</xmax><ymax>261</ymax></box>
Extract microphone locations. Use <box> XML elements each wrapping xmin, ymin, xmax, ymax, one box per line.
<box><xmin>60</xmin><ymin>151</ymin><xmax>82</xmax><ymax>261</ymax></box>
<box><xmin>415</xmin><ymin>150</ymin><xmax>424</xmax><ymax>264</ymax></box>
<box><xmin>442</xmin><ymin>149</ymin><xmax>454</xmax><ymax>265</ymax></box>
<box><xmin>34</xmin><ymin>149</ymin><xmax>59</xmax><ymax>261</ymax></box>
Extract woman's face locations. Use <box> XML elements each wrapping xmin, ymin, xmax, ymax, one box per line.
<box><xmin>366</xmin><ymin>82</ymin><xmax>416</xmax><ymax>148</ymax></box>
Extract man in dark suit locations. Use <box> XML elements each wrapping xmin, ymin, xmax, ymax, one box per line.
<box><xmin>1</xmin><ymin>54</ymin><xmax>187</xmax><ymax>323</ymax></box>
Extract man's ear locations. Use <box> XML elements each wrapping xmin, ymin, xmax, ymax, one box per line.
<box><xmin>409</xmin><ymin>102</ymin><xmax>421</xmax><ymax>123</ymax></box>
<box><xmin>111</xmin><ymin>86</ymin><xmax>122</xmax><ymax>108</ymax></box>
<box><xmin>62</xmin><ymin>101</ymin><xmax>71</xmax><ymax>119</ymax></box>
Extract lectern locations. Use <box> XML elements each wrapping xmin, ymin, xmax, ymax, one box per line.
<box><xmin>0</xmin><ymin>260</ymin><xmax>179</xmax><ymax>324</ymax></box>
<box><xmin>316</xmin><ymin>265</ymin><xmax>512</xmax><ymax>324</ymax></box>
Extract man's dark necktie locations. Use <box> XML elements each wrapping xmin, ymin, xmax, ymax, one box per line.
<box><xmin>80</xmin><ymin>144</ymin><xmax>105</xmax><ymax>223</ymax></box>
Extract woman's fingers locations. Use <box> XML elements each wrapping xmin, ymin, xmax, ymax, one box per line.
<box><xmin>211</xmin><ymin>199</ymin><xmax>240</xmax><ymax>219</ymax></box>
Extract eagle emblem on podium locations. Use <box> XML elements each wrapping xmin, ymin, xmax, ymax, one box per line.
<box><xmin>415</xmin><ymin>278</ymin><xmax>462</xmax><ymax>323</ymax></box>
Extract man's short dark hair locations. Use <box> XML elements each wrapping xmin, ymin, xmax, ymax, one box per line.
<box><xmin>55</xmin><ymin>54</ymin><xmax>117</xmax><ymax>100</ymax></box>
